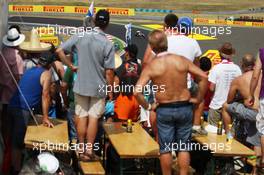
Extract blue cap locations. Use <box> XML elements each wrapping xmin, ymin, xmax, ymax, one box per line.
<box><xmin>178</xmin><ymin>17</ymin><xmax>193</xmax><ymax>33</ymax></box>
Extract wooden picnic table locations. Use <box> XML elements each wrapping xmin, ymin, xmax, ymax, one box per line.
<box><xmin>193</xmin><ymin>132</ymin><xmax>255</xmax><ymax>174</ymax></box>
<box><xmin>24</xmin><ymin>116</ymin><xmax>69</xmax><ymax>153</ymax></box>
<box><xmin>193</xmin><ymin>133</ymin><xmax>255</xmax><ymax>157</ymax></box>
<box><xmin>103</xmin><ymin>122</ymin><xmax>159</xmax><ymax>175</ymax></box>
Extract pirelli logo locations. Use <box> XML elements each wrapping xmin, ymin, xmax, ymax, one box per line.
<box><xmin>233</xmin><ymin>21</ymin><xmax>245</xmax><ymax>25</ymax></box>
<box><xmin>214</xmin><ymin>20</ymin><xmax>226</xmax><ymax>25</ymax></box>
<box><xmin>252</xmin><ymin>22</ymin><xmax>264</xmax><ymax>27</ymax></box>
<box><xmin>196</xmin><ymin>18</ymin><xmax>209</xmax><ymax>23</ymax></box>
<box><xmin>202</xmin><ymin>50</ymin><xmax>221</xmax><ymax>66</ymax></box>
<box><xmin>106</xmin><ymin>8</ymin><xmax>129</xmax><ymax>15</ymax></box>
<box><xmin>13</xmin><ymin>5</ymin><xmax>33</xmax><ymax>12</ymax></box>
<box><xmin>75</xmin><ymin>7</ymin><xmax>88</xmax><ymax>13</ymax></box>
<box><xmin>43</xmin><ymin>6</ymin><xmax>64</xmax><ymax>13</ymax></box>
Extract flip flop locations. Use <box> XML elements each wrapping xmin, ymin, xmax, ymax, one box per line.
<box><xmin>86</xmin><ymin>152</ymin><xmax>100</xmax><ymax>161</ymax></box>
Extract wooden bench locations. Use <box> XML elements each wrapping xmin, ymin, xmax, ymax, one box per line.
<box><xmin>74</xmin><ymin>150</ymin><xmax>105</xmax><ymax>175</ymax></box>
<box><xmin>79</xmin><ymin>161</ymin><xmax>105</xmax><ymax>175</ymax></box>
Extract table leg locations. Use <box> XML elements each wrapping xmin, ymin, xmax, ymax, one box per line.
<box><xmin>154</xmin><ymin>158</ymin><xmax>158</xmax><ymax>174</ymax></box>
<box><xmin>119</xmin><ymin>158</ymin><xmax>123</xmax><ymax>175</ymax></box>
<box><xmin>103</xmin><ymin>131</ymin><xmax>106</xmax><ymax>168</ymax></box>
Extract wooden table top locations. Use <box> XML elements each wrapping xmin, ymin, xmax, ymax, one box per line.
<box><xmin>194</xmin><ymin>133</ymin><xmax>255</xmax><ymax>157</ymax></box>
<box><xmin>103</xmin><ymin>122</ymin><xmax>159</xmax><ymax>158</ymax></box>
<box><xmin>24</xmin><ymin>116</ymin><xmax>69</xmax><ymax>152</ymax></box>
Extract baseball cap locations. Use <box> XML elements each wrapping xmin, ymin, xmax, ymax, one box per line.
<box><xmin>38</xmin><ymin>51</ymin><xmax>56</xmax><ymax>67</ymax></box>
<box><xmin>178</xmin><ymin>17</ymin><xmax>193</xmax><ymax>32</ymax></box>
<box><xmin>124</xmin><ymin>44</ymin><xmax>138</xmax><ymax>58</ymax></box>
<box><xmin>95</xmin><ymin>9</ymin><xmax>110</xmax><ymax>24</ymax></box>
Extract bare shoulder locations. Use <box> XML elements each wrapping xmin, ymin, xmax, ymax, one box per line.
<box><xmin>172</xmin><ymin>55</ymin><xmax>190</xmax><ymax>68</ymax></box>
<box><xmin>239</xmin><ymin>71</ymin><xmax>252</xmax><ymax>82</ymax></box>
<box><xmin>41</xmin><ymin>70</ymin><xmax>51</xmax><ymax>81</ymax></box>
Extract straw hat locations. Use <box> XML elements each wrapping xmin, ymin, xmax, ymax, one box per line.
<box><xmin>2</xmin><ymin>28</ymin><xmax>25</xmax><ymax>47</ymax></box>
<box><xmin>19</xmin><ymin>28</ymin><xmax>52</xmax><ymax>53</ymax></box>
<box><xmin>115</xmin><ymin>53</ymin><xmax>122</xmax><ymax>68</ymax></box>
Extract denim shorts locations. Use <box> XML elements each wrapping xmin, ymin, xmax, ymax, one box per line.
<box><xmin>156</xmin><ymin>101</ymin><xmax>193</xmax><ymax>154</ymax></box>
<box><xmin>227</xmin><ymin>102</ymin><xmax>260</xmax><ymax>146</ymax></box>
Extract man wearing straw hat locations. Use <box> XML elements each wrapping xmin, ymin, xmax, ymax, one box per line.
<box><xmin>6</xmin><ymin>28</ymin><xmax>54</xmax><ymax>174</ymax></box>
<box><xmin>57</xmin><ymin>9</ymin><xmax>115</xmax><ymax>161</ymax></box>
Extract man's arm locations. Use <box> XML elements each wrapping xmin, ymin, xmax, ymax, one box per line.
<box><xmin>134</xmin><ymin>65</ymin><xmax>152</xmax><ymax>110</ymax></box>
<box><xmin>56</xmin><ymin>35</ymin><xmax>79</xmax><ymax>71</ymax></box>
<box><xmin>106</xmin><ymin>69</ymin><xmax>115</xmax><ymax>101</ymax></box>
<box><xmin>193</xmin><ymin>57</ymin><xmax>200</xmax><ymax>67</ymax></box>
<box><xmin>247</xmin><ymin>57</ymin><xmax>262</xmax><ymax>106</ymax></box>
<box><xmin>187</xmin><ymin>59</ymin><xmax>208</xmax><ymax>104</ymax></box>
<box><xmin>227</xmin><ymin>79</ymin><xmax>238</xmax><ymax>103</ymax></box>
<box><xmin>56</xmin><ymin>48</ymin><xmax>76</xmax><ymax>71</ymax></box>
<box><xmin>40</xmin><ymin>70</ymin><xmax>54</xmax><ymax>128</ymax></box>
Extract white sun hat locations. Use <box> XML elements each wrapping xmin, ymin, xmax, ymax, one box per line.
<box><xmin>37</xmin><ymin>152</ymin><xmax>59</xmax><ymax>174</ymax></box>
<box><xmin>19</xmin><ymin>28</ymin><xmax>52</xmax><ymax>53</ymax></box>
<box><xmin>2</xmin><ymin>28</ymin><xmax>25</xmax><ymax>47</ymax></box>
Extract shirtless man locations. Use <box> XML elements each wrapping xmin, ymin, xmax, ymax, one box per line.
<box><xmin>222</xmin><ymin>54</ymin><xmax>261</xmax><ymax>157</ymax></box>
<box><xmin>134</xmin><ymin>30</ymin><xmax>208</xmax><ymax>175</ymax></box>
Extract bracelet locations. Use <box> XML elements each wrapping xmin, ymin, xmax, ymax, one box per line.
<box><xmin>147</xmin><ymin>103</ymin><xmax>152</xmax><ymax>111</ymax></box>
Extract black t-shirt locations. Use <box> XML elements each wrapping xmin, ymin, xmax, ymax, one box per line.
<box><xmin>115</xmin><ymin>59</ymin><xmax>142</xmax><ymax>96</ymax></box>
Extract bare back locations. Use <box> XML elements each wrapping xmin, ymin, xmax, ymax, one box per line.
<box><xmin>148</xmin><ymin>54</ymin><xmax>191</xmax><ymax>103</ymax></box>
<box><xmin>235</xmin><ymin>71</ymin><xmax>261</xmax><ymax>109</ymax></box>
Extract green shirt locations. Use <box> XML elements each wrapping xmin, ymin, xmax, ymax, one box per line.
<box><xmin>63</xmin><ymin>67</ymin><xmax>75</xmax><ymax>109</ymax></box>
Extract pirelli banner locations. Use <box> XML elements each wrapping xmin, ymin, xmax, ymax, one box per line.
<box><xmin>9</xmin><ymin>5</ymin><xmax>135</xmax><ymax>16</ymax></box>
<box><xmin>194</xmin><ymin>18</ymin><xmax>264</xmax><ymax>27</ymax></box>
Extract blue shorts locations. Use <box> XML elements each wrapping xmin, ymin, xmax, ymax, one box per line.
<box><xmin>156</xmin><ymin>101</ymin><xmax>193</xmax><ymax>154</ymax></box>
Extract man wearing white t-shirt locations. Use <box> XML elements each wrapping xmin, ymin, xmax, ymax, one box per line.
<box><xmin>166</xmin><ymin>16</ymin><xmax>202</xmax><ymax>65</ymax></box>
<box><xmin>208</xmin><ymin>42</ymin><xmax>242</xmax><ymax>126</ymax></box>
<box><xmin>143</xmin><ymin>14</ymin><xmax>202</xmax><ymax>68</ymax></box>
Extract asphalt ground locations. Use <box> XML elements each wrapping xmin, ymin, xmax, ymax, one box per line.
<box><xmin>9</xmin><ymin>16</ymin><xmax>264</xmax><ymax>64</ymax></box>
